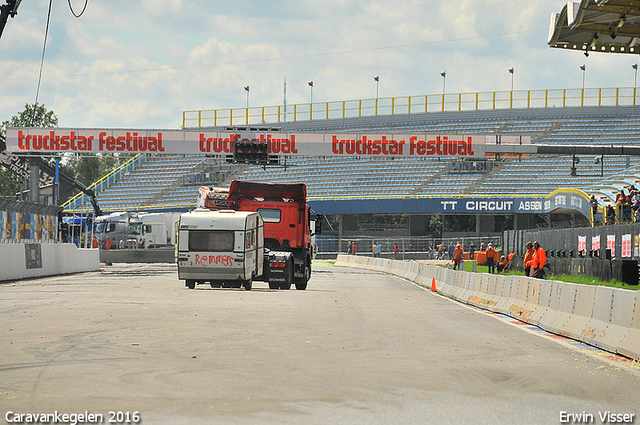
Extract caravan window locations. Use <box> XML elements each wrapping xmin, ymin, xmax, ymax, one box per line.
<box><xmin>189</xmin><ymin>230</ymin><xmax>234</xmax><ymax>252</ymax></box>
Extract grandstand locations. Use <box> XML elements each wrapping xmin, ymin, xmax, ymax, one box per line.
<box><xmin>59</xmin><ymin>102</ymin><xmax>640</xmax><ymax>236</ymax></box>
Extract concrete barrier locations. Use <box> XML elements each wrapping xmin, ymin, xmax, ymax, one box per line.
<box><xmin>618</xmin><ymin>291</ymin><xmax>640</xmax><ymax>359</ymax></box>
<box><xmin>0</xmin><ymin>243</ymin><xmax>100</xmax><ymax>282</ymax></box>
<box><xmin>334</xmin><ymin>254</ymin><xmax>639</xmax><ymax>361</ymax></box>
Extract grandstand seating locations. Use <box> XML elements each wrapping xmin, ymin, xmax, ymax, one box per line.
<box><xmin>71</xmin><ymin>105</ymin><xmax>640</xmax><ymax>213</ymax></box>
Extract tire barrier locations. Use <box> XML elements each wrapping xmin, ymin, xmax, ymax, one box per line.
<box><xmin>334</xmin><ymin>255</ymin><xmax>640</xmax><ymax>361</ymax></box>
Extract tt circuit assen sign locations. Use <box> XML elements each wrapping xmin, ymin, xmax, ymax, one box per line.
<box><xmin>0</xmin><ymin>127</ymin><xmax>526</xmax><ymax>159</ymax></box>
<box><xmin>309</xmin><ymin>189</ymin><xmax>593</xmax><ymax>219</ymax></box>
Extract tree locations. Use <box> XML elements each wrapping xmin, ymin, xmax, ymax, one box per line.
<box><xmin>0</xmin><ymin>103</ymin><xmax>59</xmax><ymax>198</ymax></box>
<box><xmin>1</xmin><ymin>103</ymin><xmax>58</xmax><ymax>132</ymax></box>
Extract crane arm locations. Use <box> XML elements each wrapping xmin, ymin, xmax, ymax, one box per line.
<box><xmin>0</xmin><ymin>0</ymin><xmax>22</xmax><ymax>40</ymax></box>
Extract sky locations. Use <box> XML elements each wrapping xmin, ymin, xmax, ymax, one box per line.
<box><xmin>1</xmin><ymin>0</ymin><xmax>638</xmax><ymax>130</ymax></box>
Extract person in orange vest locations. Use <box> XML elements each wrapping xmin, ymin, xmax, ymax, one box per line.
<box><xmin>105</xmin><ymin>237</ymin><xmax>111</xmax><ymax>250</ymax></box>
<box><xmin>453</xmin><ymin>243</ymin><xmax>463</xmax><ymax>270</ymax></box>
<box><xmin>497</xmin><ymin>255</ymin><xmax>509</xmax><ymax>273</ymax></box>
<box><xmin>523</xmin><ymin>241</ymin><xmax>535</xmax><ymax>277</ymax></box>
<box><xmin>393</xmin><ymin>242</ymin><xmax>399</xmax><ymax>259</ymax></box>
<box><xmin>527</xmin><ymin>241</ymin><xmax>547</xmax><ymax>279</ymax></box>
<box><xmin>485</xmin><ymin>243</ymin><xmax>496</xmax><ymax>273</ymax></box>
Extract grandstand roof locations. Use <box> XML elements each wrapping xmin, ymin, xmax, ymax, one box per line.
<box><xmin>548</xmin><ymin>0</ymin><xmax>640</xmax><ymax>55</ymax></box>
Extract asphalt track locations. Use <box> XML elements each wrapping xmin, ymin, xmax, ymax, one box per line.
<box><xmin>1</xmin><ymin>262</ymin><xmax>639</xmax><ymax>425</ymax></box>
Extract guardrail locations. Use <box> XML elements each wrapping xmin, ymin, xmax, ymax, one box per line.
<box><xmin>183</xmin><ymin>86</ymin><xmax>640</xmax><ymax>128</ymax></box>
<box><xmin>334</xmin><ymin>254</ymin><xmax>640</xmax><ymax>361</ymax></box>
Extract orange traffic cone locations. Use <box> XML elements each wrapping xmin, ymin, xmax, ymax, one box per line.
<box><xmin>430</xmin><ymin>277</ymin><xmax>437</xmax><ymax>292</ymax></box>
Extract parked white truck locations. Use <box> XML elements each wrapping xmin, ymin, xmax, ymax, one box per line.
<box><xmin>176</xmin><ymin>209</ymin><xmax>264</xmax><ymax>290</ymax></box>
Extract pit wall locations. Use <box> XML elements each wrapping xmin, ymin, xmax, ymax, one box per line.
<box><xmin>0</xmin><ymin>243</ymin><xmax>100</xmax><ymax>282</ymax></box>
<box><xmin>334</xmin><ymin>255</ymin><xmax>640</xmax><ymax>361</ymax></box>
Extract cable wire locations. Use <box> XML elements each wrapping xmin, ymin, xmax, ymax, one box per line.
<box><xmin>33</xmin><ymin>0</ymin><xmax>53</xmax><ymax>125</ymax></box>
<box><xmin>68</xmin><ymin>0</ymin><xmax>87</xmax><ymax>18</ymax></box>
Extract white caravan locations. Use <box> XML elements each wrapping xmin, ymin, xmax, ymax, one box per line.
<box><xmin>177</xmin><ymin>209</ymin><xmax>264</xmax><ymax>290</ymax></box>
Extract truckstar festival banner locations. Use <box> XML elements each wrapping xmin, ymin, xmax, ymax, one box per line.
<box><xmin>0</xmin><ymin>127</ymin><xmax>524</xmax><ymax>159</ymax></box>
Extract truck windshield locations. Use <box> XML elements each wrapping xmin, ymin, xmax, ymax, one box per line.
<box><xmin>257</xmin><ymin>208</ymin><xmax>281</xmax><ymax>223</ymax></box>
<box><xmin>189</xmin><ymin>230</ymin><xmax>234</xmax><ymax>252</ymax></box>
<box><xmin>129</xmin><ymin>224</ymin><xmax>141</xmax><ymax>235</ymax></box>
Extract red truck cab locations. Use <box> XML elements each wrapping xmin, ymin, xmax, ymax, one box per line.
<box><xmin>228</xmin><ymin>180</ymin><xmax>321</xmax><ymax>289</ymax></box>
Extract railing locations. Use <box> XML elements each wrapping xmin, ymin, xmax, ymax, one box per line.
<box><xmin>182</xmin><ymin>86</ymin><xmax>640</xmax><ymax>128</ymax></box>
<box><xmin>62</xmin><ymin>154</ymin><xmax>147</xmax><ymax>212</ymax></box>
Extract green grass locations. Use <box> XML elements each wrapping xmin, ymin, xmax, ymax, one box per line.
<box><xmin>450</xmin><ymin>261</ymin><xmax>639</xmax><ymax>291</ymax></box>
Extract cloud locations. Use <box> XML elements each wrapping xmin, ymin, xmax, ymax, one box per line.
<box><xmin>0</xmin><ymin>0</ymin><xmax>635</xmax><ymax>129</ymax></box>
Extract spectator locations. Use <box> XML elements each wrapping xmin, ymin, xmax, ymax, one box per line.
<box><xmin>347</xmin><ymin>241</ymin><xmax>352</xmax><ymax>255</ymax></box>
<box><xmin>448</xmin><ymin>241</ymin><xmax>455</xmax><ymax>260</ymax></box>
<box><xmin>485</xmin><ymin>243</ymin><xmax>496</xmax><ymax>274</ymax></box>
<box><xmin>376</xmin><ymin>242</ymin><xmax>382</xmax><ymax>257</ymax></box>
<box><xmin>606</xmin><ymin>205</ymin><xmax>616</xmax><ymax>225</ymax></box>
<box><xmin>616</xmin><ymin>190</ymin><xmax>627</xmax><ymax>206</ymax></box>
<box><xmin>523</xmin><ymin>241</ymin><xmax>535</xmax><ymax>277</ymax></box>
<box><xmin>453</xmin><ymin>243</ymin><xmax>463</xmax><ymax>270</ymax></box>
<box><xmin>372</xmin><ymin>242</ymin><xmax>377</xmax><ymax>257</ymax></box>
<box><xmin>119</xmin><ymin>238</ymin><xmax>125</xmax><ymax>249</ymax></box>
<box><xmin>469</xmin><ymin>242</ymin><xmax>475</xmax><ymax>260</ymax></box>
<box><xmin>631</xmin><ymin>190</ymin><xmax>640</xmax><ymax>218</ymax></box>
<box><xmin>590</xmin><ymin>195</ymin><xmax>599</xmax><ymax>223</ymax></box>
<box><xmin>352</xmin><ymin>242</ymin><xmax>357</xmax><ymax>255</ymax></box>
<box><xmin>527</xmin><ymin>241</ymin><xmax>547</xmax><ymax>279</ymax></box>
<box><xmin>507</xmin><ymin>252</ymin><xmax>516</xmax><ymax>272</ymax></box>
<box><xmin>393</xmin><ymin>243</ymin><xmax>399</xmax><ymax>259</ymax></box>
<box><xmin>497</xmin><ymin>255</ymin><xmax>509</xmax><ymax>273</ymax></box>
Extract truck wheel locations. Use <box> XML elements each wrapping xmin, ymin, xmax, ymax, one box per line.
<box><xmin>186</xmin><ymin>279</ymin><xmax>195</xmax><ymax>289</ymax></box>
<box><xmin>210</xmin><ymin>282</ymin><xmax>222</xmax><ymax>288</ymax></box>
<box><xmin>268</xmin><ymin>282</ymin><xmax>279</xmax><ymax>289</ymax></box>
<box><xmin>294</xmin><ymin>256</ymin><xmax>311</xmax><ymax>290</ymax></box>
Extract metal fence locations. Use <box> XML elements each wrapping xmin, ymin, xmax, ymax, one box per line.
<box><xmin>505</xmin><ymin>223</ymin><xmax>640</xmax><ymax>260</ymax></box>
<box><xmin>183</xmin><ymin>86</ymin><xmax>640</xmax><ymax>128</ymax></box>
<box><xmin>0</xmin><ymin>198</ymin><xmax>61</xmax><ymax>243</ymax></box>
<box><xmin>315</xmin><ymin>234</ymin><xmax>502</xmax><ymax>260</ymax></box>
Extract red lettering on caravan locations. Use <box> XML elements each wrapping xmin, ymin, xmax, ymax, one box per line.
<box><xmin>467</xmin><ymin>136</ymin><xmax>475</xmax><ymax>156</ymax></box>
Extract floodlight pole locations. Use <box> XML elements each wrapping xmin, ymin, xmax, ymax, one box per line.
<box><xmin>633</xmin><ymin>63</ymin><xmax>638</xmax><ymax>105</ymax></box>
<box><xmin>440</xmin><ymin>71</ymin><xmax>446</xmax><ymax>111</ymax></box>
<box><xmin>580</xmin><ymin>64</ymin><xmax>586</xmax><ymax>106</ymax></box>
